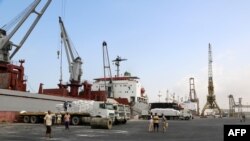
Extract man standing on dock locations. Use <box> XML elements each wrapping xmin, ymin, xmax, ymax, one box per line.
<box><xmin>44</xmin><ymin>110</ymin><xmax>53</xmax><ymax>138</ymax></box>
<box><xmin>64</xmin><ymin>112</ymin><xmax>70</xmax><ymax>130</ymax></box>
<box><xmin>153</xmin><ymin>113</ymin><xmax>159</xmax><ymax>132</ymax></box>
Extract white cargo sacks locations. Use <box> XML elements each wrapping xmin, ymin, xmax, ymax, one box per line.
<box><xmin>56</xmin><ymin>100</ymin><xmax>95</xmax><ymax>113</ymax></box>
<box><xmin>151</xmin><ymin>108</ymin><xmax>180</xmax><ymax>116</ymax></box>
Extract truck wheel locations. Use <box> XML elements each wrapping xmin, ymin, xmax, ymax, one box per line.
<box><xmin>30</xmin><ymin>116</ymin><xmax>37</xmax><ymax>123</ymax></box>
<box><xmin>71</xmin><ymin>116</ymin><xmax>80</xmax><ymax>125</ymax></box>
<box><xmin>23</xmin><ymin>116</ymin><xmax>30</xmax><ymax>123</ymax></box>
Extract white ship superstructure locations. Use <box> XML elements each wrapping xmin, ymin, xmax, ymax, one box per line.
<box><xmin>92</xmin><ymin>72</ymin><xmax>149</xmax><ymax>116</ymax></box>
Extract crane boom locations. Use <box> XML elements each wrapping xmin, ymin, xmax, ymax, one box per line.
<box><xmin>102</xmin><ymin>41</ymin><xmax>114</xmax><ymax>98</ymax></box>
<box><xmin>58</xmin><ymin>17</ymin><xmax>82</xmax><ymax>83</ymax></box>
<box><xmin>0</xmin><ymin>0</ymin><xmax>52</xmax><ymax>62</ymax></box>
<box><xmin>0</xmin><ymin>0</ymin><xmax>51</xmax><ymax>91</ymax></box>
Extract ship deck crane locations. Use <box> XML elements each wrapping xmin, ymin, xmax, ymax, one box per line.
<box><xmin>102</xmin><ymin>41</ymin><xmax>114</xmax><ymax>98</ymax></box>
<box><xmin>0</xmin><ymin>0</ymin><xmax>51</xmax><ymax>91</ymax></box>
<box><xmin>58</xmin><ymin>17</ymin><xmax>82</xmax><ymax>97</ymax></box>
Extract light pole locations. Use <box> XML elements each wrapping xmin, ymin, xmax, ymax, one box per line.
<box><xmin>165</xmin><ymin>90</ymin><xmax>169</xmax><ymax>102</ymax></box>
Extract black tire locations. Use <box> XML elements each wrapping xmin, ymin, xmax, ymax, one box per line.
<box><xmin>30</xmin><ymin>116</ymin><xmax>38</xmax><ymax>123</ymax></box>
<box><xmin>71</xmin><ymin>116</ymin><xmax>80</xmax><ymax>125</ymax></box>
<box><xmin>23</xmin><ymin>116</ymin><xmax>30</xmax><ymax>123</ymax></box>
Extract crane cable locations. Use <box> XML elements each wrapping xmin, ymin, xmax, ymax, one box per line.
<box><xmin>58</xmin><ymin>0</ymin><xmax>67</xmax><ymax>83</ymax></box>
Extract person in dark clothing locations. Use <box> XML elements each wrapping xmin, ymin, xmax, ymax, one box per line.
<box><xmin>153</xmin><ymin>113</ymin><xmax>159</xmax><ymax>132</ymax></box>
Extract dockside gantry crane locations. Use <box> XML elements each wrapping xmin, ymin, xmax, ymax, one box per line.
<box><xmin>201</xmin><ymin>43</ymin><xmax>221</xmax><ymax>116</ymax></box>
<box><xmin>0</xmin><ymin>0</ymin><xmax>51</xmax><ymax>91</ymax></box>
<box><xmin>58</xmin><ymin>17</ymin><xmax>83</xmax><ymax>97</ymax></box>
<box><xmin>189</xmin><ymin>77</ymin><xmax>200</xmax><ymax>115</ymax></box>
<box><xmin>228</xmin><ymin>94</ymin><xmax>250</xmax><ymax>117</ymax></box>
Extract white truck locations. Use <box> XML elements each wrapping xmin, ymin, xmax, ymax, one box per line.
<box><xmin>179</xmin><ymin>109</ymin><xmax>193</xmax><ymax>120</ymax></box>
<box><xmin>56</xmin><ymin>100</ymin><xmax>115</xmax><ymax>125</ymax></box>
<box><xmin>150</xmin><ymin>108</ymin><xmax>180</xmax><ymax>120</ymax></box>
<box><xmin>124</xmin><ymin>105</ymin><xmax>131</xmax><ymax>121</ymax></box>
<box><xmin>113</xmin><ymin>104</ymin><xmax>127</xmax><ymax>124</ymax></box>
<box><xmin>19</xmin><ymin>100</ymin><xmax>115</xmax><ymax>129</ymax></box>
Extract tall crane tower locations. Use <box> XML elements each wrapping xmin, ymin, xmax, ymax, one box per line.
<box><xmin>189</xmin><ymin>77</ymin><xmax>200</xmax><ymax>115</ymax></box>
<box><xmin>112</xmin><ymin>56</ymin><xmax>127</xmax><ymax>77</ymax></box>
<box><xmin>102</xmin><ymin>41</ymin><xmax>114</xmax><ymax>98</ymax></box>
<box><xmin>228</xmin><ymin>94</ymin><xmax>236</xmax><ymax>117</ymax></box>
<box><xmin>0</xmin><ymin>0</ymin><xmax>51</xmax><ymax>91</ymax></box>
<box><xmin>201</xmin><ymin>43</ymin><xmax>221</xmax><ymax>116</ymax></box>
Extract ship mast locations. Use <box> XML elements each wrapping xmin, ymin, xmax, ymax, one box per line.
<box><xmin>112</xmin><ymin>56</ymin><xmax>127</xmax><ymax>77</ymax></box>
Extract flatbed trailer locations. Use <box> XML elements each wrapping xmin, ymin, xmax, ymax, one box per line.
<box><xmin>19</xmin><ymin>112</ymin><xmax>90</xmax><ymax>125</ymax></box>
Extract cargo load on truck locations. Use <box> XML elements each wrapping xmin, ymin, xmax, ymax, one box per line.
<box><xmin>151</xmin><ymin>108</ymin><xmax>180</xmax><ymax>120</ymax></box>
<box><xmin>56</xmin><ymin>100</ymin><xmax>115</xmax><ymax>125</ymax></box>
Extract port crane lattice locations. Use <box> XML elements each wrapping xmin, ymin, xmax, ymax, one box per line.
<box><xmin>228</xmin><ymin>95</ymin><xmax>250</xmax><ymax>117</ymax></box>
<box><xmin>189</xmin><ymin>77</ymin><xmax>200</xmax><ymax>115</ymax></box>
<box><xmin>201</xmin><ymin>43</ymin><xmax>221</xmax><ymax>116</ymax></box>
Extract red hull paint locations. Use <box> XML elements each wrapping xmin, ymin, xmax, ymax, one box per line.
<box><xmin>0</xmin><ymin>60</ymin><xmax>26</xmax><ymax>91</ymax></box>
<box><xmin>0</xmin><ymin>111</ymin><xmax>19</xmax><ymax>123</ymax></box>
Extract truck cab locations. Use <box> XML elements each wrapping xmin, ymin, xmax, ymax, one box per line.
<box><xmin>124</xmin><ymin>105</ymin><xmax>131</xmax><ymax>121</ymax></box>
<box><xmin>92</xmin><ymin>102</ymin><xmax>115</xmax><ymax>122</ymax></box>
<box><xmin>179</xmin><ymin>109</ymin><xmax>193</xmax><ymax>120</ymax></box>
<box><xmin>55</xmin><ymin>100</ymin><xmax>115</xmax><ymax>125</ymax></box>
<box><xmin>113</xmin><ymin>104</ymin><xmax>127</xmax><ymax>124</ymax></box>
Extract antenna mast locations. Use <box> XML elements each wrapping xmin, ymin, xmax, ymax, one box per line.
<box><xmin>112</xmin><ymin>56</ymin><xmax>127</xmax><ymax>77</ymax></box>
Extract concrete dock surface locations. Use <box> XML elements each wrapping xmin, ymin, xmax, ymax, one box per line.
<box><xmin>0</xmin><ymin>117</ymin><xmax>248</xmax><ymax>141</ymax></box>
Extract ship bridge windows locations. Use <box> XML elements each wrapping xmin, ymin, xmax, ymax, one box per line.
<box><xmin>137</xmin><ymin>97</ymin><xmax>147</xmax><ymax>103</ymax></box>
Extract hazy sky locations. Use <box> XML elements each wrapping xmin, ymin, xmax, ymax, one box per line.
<box><xmin>1</xmin><ymin>0</ymin><xmax>250</xmax><ymax>110</ymax></box>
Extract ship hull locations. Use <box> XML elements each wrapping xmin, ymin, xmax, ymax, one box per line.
<box><xmin>0</xmin><ymin>89</ymin><xmax>84</xmax><ymax>122</ymax></box>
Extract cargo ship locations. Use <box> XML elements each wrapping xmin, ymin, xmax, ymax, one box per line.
<box><xmin>0</xmin><ymin>0</ymin><xmax>149</xmax><ymax>122</ymax></box>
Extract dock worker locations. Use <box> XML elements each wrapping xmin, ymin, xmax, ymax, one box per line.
<box><xmin>44</xmin><ymin>110</ymin><xmax>53</xmax><ymax>138</ymax></box>
<box><xmin>161</xmin><ymin>114</ymin><xmax>168</xmax><ymax>132</ymax></box>
<box><xmin>153</xmin><ymin>113</ymin><xmax>159</xmax><ymax>132</ymax></box>
<box><xmin>56</xmin><ymin>113</ymin><xmax>62</xmax><ymax>125</ymax></box>
<box><xmin>64</xmin><ymin>112</ymin><xmax>70</xmax><ymax>130</ymax></box>
<box><xmin>148</xmin><ymin>112</ymin><xmax>153</xmax><ymax>132</ymax></box>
